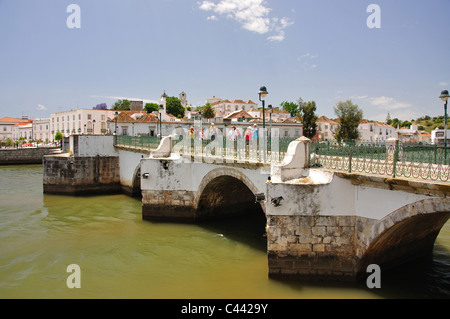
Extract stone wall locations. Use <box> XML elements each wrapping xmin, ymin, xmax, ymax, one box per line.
<box><xmin>142</xmin><ymin>189</ymin><xmax>196</xmax><ymax>222</ymax></box>
<box><xmin>266</xmin><ymin>215</ymin><xmax>358</xmax><ymax>281</ymax></box>
<box><xmin>0</xmin><ymin>147</ymin><xmax>60</xmax><ymax>165</ymax></box>
<box><xmin>43</xmin><ymin>154</ymin><xmax>121</xmax><ymax>195</ymax></box>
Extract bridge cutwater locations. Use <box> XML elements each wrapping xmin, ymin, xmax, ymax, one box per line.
<box><xmin>43</xmin><ymin>134</ymin><xmax>450</xmax><ymax>282</ymax></box>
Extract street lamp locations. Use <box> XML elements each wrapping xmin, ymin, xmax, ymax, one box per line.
<box><xmin>114</xmin><ymin>111</ymin><xmax>118</xmax><ymax>135</ymax></box>
<box><xmin>258</xmin><ymin>86</ymin><xmax>269</xmax><ymax>162</ymax></box>
<box><xmin>92</xmin><ymin>119</ymin><xmax>96</xmax><ymax>135</ymax></box>
<box><xmin>258</xmin><ymin>86</ymin><xmax>269</xmax><ymax>129</ymax></box>
<box><xmin>159</xmin><ymin>104</ymin><xmax>164</xmax><ymax>140</ymax></box>
<box><xmin>268</xmin><ymin>104</ymin><xmax>273</xmax><ymax>139</ymax></box>
<box><xmin>439</xmin><ymin>89</ymin><xmax>449</xmax><ymax>156</ymax></box>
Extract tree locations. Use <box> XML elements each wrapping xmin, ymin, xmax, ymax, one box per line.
<box><xmin>112</xmin><ymin>99</ymin><xmax>131</xmax><ymax>110</ymax></box>
<box><xmin>198</xmin><ymin>103</ymin><xmax>215</xmax><ymax>120</ymax></box>
<box><xmin>334</xmin><ymin>100</ymin><xmax>363</xmax><ymax>141</ymax></box>
<box><xmin>298</xmin><ymin>99</ymin><xmax>318</xmax><ymax>139</ymax></box>
<box><xmin>54</xmin><ymin>132</ymin><xmax>63</xmax><ymax>145</ymax></box>
<box><xmin>93</xmin><ymin>103</ymin><xmax>107</xmax><ymax>110</ymax></box>
<box><xmin>281</xmin><ymin>101</ymin><xmax>299</xmax><ymax>117</ymax></box>
<box><xmin>386</xmin><ymin>113</ymin><xmax>391</xmax><ymax>125</ymax></box>
<box><xmin>144</xmin><ymin>103</ymin><xmax>159</xmax><ymax>113</ymax></box>
<box><xmin>166</xmin><ymin>96</ymin><xmax>185</xmax><ymax>118</ymax></box>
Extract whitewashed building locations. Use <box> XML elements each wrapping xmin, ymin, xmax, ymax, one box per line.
<box><xmin>0</xmin><ymin>117</ymin><xmax>32</xmax><ymax>142</ymax></box>
<box><xmin>32</xmin><ymin>118</ymin><xmax>51</xmax><ymax>142</ymax></box>
<box><xmin>431</xmin><ymin>129</ymin><xmax>450</xmax><ymax>145</ymax></box>
<box><xmin>50</xmin><ymin>109</ymin><xmax>117</xmax><ymax>141</ymax></box>
<box><xmin>212</xmin><ymin>99</ymin><xmax>258</xmax><ymax>118</ymax></box>
<box><xmin>316</xmin><ymin>116</ymin><xmax>339</xmax><ymax>141</ymax></box>
<box><xmin>358</xmin><ymin>120</ymin><xmax>397</xmax><ymax>142</ymax></box>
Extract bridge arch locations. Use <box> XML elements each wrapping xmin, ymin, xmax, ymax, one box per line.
<box><xmin>130</xmin><ymin>164</ymin><xmax>141</xmax><ymax>197</ymax></box>
<box><xmin>195</xmin><ymin>167</ymin><xmax>265</xmax><ymax>220</ymax></box>
<box><xmin>357</xmin><ymin>198</ymin><xmax>450</xmax><ymax>276</ymax></box>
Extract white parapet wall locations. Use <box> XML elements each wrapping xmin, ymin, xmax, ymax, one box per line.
<box><xmin>70</xmin><ymin>135</ymin><xmax>118</xmax><ymax>157</ymax></box>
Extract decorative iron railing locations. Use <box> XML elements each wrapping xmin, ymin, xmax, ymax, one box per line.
<box><xmin>171</xmin><ymin>136</ymin><xmax>295</xmax><ymax>164</ymax></box>
<box><xmin>114</xmin><ymin>134</ymin><xmax>295</xmax><ymax>164</ymax></box>
<box><xmin>114</xmin><ymin>135</ymin><xmax>161</xmax><ymax>150</ymax></box>
<box><xmin>312</xmin><ymin>140</ymin><xmax>450</xmax><ymax>182</ymax></box>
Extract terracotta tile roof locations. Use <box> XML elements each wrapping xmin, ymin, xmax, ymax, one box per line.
<box><xmin>114</xmin><ymin>112</ymin><xmax>135</xmax><ymax>123</ymax></box>
<box><xmin>0</xmin><ymin>117</ymin><xmax>32</xmax><ymax>124</ymax></box>
<box><xmin>317</xmin><ymin>116</ymin><xmax>339</xmax><ymax>125</ymax></box>
<box><xmin>137</xmin><ymin>114</ymin><xmax>158</xmax><ymax>123</ymax></box>
<box><xmin>224</xmin><ymin>110</ymin><xmax>254</xmax><ymax>119</ymax></box>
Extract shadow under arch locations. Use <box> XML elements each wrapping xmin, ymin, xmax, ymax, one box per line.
<box><xmin>356</xmin><ymin>198</ymin><xmax>450</xmax><ymax>278</ymax></box>
<box><xmin>194</xmin><ymin>168</ymin><xmax>267</xmax><ymax>251</ymax></box>
<box><xmin>122</xmin><ymin>164</ymin><xmax>142</xmax><ymax>198</ymax></box>
<box><xmin>195</xmin><ymin>167</ymin><xmax>265</xmax><ymax>220</ymax></box>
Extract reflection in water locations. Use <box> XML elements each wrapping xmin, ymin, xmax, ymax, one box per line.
<box><xmin>0</xmin><ymin>165</ymin><xmax>449</xmax><ymax>299</ymax></box>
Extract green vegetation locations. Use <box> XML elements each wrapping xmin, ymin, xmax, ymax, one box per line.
<box><xmin>334</xmin><ymin>100</ymin><xmax>363</xmax><ymax>141</ymax></box>
<box><xmin>387</xmin><ymin>114</ymin><xmax>449</xmax><ymax>132</ymax></box>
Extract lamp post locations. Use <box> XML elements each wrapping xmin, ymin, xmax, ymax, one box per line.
<box><xmin>92</xmin><ymin>119</ymin><xmax>96</xmax><ymax>135</ymax></box>
<box><xmin>114</xmin><ymin>111</ymin><xmax>118</xmax><ymax>135</ymax></box>
<box><xmin>439</xmin><ymin>89</ymin><xmax>449</xmax><ymax>159</ymax></box>
<box><xmin>258</xmin><ymin>86</ymin><xmax>269</xmax><ymax>129</ymax></box>
<box><xmin>268</xmin><ymin>104</ymin><xmax>273</xmax><ymax>139</ymax></box>
<box><xmin>258</xmin><ymin>86</ymin><xmax>269</xmax><ymax>162</ymax></box>
<box><xmin>159</xmin><ymin>104</ymin><xmax>164</xmax><ymax>140</ymax></box>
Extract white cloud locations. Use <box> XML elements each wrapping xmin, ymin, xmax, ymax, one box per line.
<box><xmin>439</xmin><ymin>82</ymin><xmax>449</xmax><ymax>87</ymax></box>
<box><xmin>297</xmin><ymin>53</ymin><xmax>318</xmax><ymax>61</ymax></box>
<box><xmin>297</xmin><ymin>52</ymin><xmax>319</xmax><ymax>69</ymax></box>
<box><xmin>207</xmin><ymin>15</ymin><xmax>218</xmax><ymax>21</ymax></box>
<box><xmin>369</xmin><ymin>96</ymin><xmax>411</xmax><ymax>110</ymax></box>
<box><xmin>198</xmin><ymin>0</ymin><xmax>293</xmax><ymax>41</ymax></box>
<box><xmin>350</xmin><ymin>95</ymin><xmax>411</xmax><ymax>110</ymax></box>
<box><xmin>37</xmin><ymin>104</ymin><xmax>47</xmax><ymax>110</ymax></box>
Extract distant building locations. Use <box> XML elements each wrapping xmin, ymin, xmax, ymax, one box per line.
<box><xmin>212</xmin><ymin>99</ymin><xmax>258</xmax><ymax>118</ymax></box>
<box><xmin>32</xmin><ymin>118</ymin><xmax>51</xmax><ymax>142</ymax></box>
<box><xmin>206</xmin><ymin>96</ymin><xmax>221</xmax><ymax>106</ymax></box>
<box><xmin>179</xmin><ymin>91</ymin><xmax>188</xmax><ymax>108</ymax></box>
<box><xmin>50</xmin><ymin>109</ymin><xmax>117</xmax><ymax>140</ymax></box>
<box><xmin>396</xmin><ymin>124</ymin><xmax>420</xmax><ymax>144</ymax></box>
<box><xmin>0</xmin><ymin>117</ymin><xmax>32</xmax><ymax>142</ymax></box>
<box><xmin>431</xmin><ymin>129</ymin><xmax>450</xmax><ymax>145</ymax></box>
<box><xmin>12</xmin><ymin>122</ymin><xmax>33</xmax><ymax>141</ymax></box>
<box><xmin>130</xmin><ymin>101</ymin><xmax>144</xmax><ymax>112</ymax></box>
<box><xmin>316</xmin><ymin>116</ymin><xmax>339</xmax><ymax>141</ymax></box>
<box><xmin>358</xmin><ymin>120</ymin><xmax>397</xmax><ymax>142</ymax></box>
<box><xmin>247</xmin><ymin>108</ymin><xmax>291</xmax><ymax>122</ymax></box>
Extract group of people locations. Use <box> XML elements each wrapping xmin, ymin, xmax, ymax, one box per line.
<box><xmin>187</xmin><ymin>123</ymin><xmax>259</xmax><ymax>143</ymax></box>
<box><xmin>187</xmin><ymin>123</ymin><xmax>218</xmax><ymax>140</ymax></box>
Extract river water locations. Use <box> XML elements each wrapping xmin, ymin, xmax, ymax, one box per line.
<box><xmin>0</xmin><ymin>165</ymin><xmax>449</xmax><ymax>299</ymax></box>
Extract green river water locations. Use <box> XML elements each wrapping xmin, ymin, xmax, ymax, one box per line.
<box><xmin>0</xmin><ymin>165</ymin><xmax>449</xmax><ymax>299</ymax></box>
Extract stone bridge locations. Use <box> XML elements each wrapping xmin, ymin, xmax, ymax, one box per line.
<box><xmin>43</xmin><ymin>134</ymin><xmax>450</xmax><ymax>282</ymax></box>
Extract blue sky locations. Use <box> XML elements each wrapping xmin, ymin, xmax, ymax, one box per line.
<box><xmin>0</xmin><ymin>0</ymin><xmax>449</xmax><ymax>122</ymax></box>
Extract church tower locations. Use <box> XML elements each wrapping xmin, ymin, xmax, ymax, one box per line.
<box><xmin>179</xmin><ymin>91</ymin><xmax>187</xmax><ymax>108</ymax></box>
<box><xmin>160</xmin><ymin>91</ymin><xmax>168</xmax><ymax>111</ymax></box>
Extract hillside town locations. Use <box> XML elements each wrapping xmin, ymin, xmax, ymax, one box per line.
<box><xmin>1</xmin><ymin>91</ymin><xmax>449</xmax><ymax>148</ymax></box>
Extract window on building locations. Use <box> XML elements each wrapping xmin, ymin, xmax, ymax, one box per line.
<box><xmin>87</xmin><ymin>114</ymin><xmax>92</xmax><ymax>120</ymax></box>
